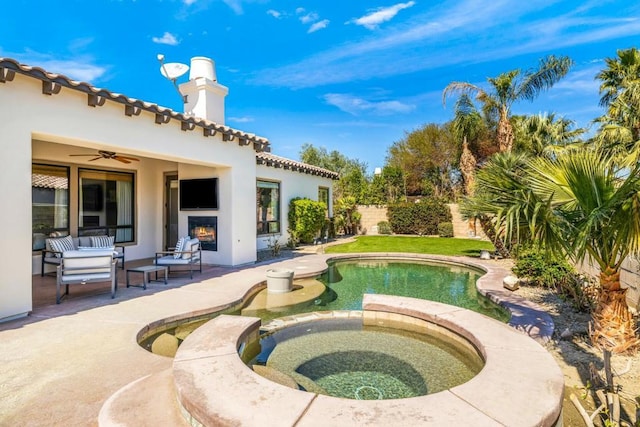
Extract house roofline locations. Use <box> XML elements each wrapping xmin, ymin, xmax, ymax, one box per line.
<box><xmin>0</xmin><ymin>57</ymin><xmax>270</xmax><ymax>152</ymax></box>
<box><xmin>256</xmin><ymin>152</ymin><xmax>340</xmax><ymax>180</ymax></box>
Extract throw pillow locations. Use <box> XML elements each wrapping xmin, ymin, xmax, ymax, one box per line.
<box><xmin>174</xmin><ymin>236</ymin><xmax>187</xmax><ymax>259</ymax></box>
<box><xmin>48</xmin><ymin>235</ymin><xmax>75</xmax><ymax>257</ymax></box>
<box><xmin>182</xmin><ymin>238</ymin><xmax>200</xmax><ymax>260</ymax></box>
<box><xmin>90</xmin><ymin>235</ymin><xmax>115</xmax><ymax>248</ymax></box>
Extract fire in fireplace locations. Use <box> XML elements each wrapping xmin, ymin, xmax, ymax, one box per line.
<box><xmin>188</xmin><ymin>216</ymin><xmax>217</xmax><ymax>251</ymax></box>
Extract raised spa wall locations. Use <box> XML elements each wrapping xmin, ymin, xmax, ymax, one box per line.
<box><xmin>172</xmin><ymin>293</ymin><xmax>564</xmax><ymax>427</ymax></box>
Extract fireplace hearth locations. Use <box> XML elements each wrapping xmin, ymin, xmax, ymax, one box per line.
<box><xmin>188</xmin><ymin>216</ymin><xmax>217</xmax><ymax>251</ymax></box>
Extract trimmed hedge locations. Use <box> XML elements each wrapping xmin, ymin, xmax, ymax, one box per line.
<box><xmin>288</xmin><ymin>198</ymin><xmax>326</xmax><ymax>244</ymax></box>
<box><xmin>387</xmin><ymin>199</ymin><xmax>452</xmax><ymax>235</ymax></box>
<box><xmin>377</xmin><ymin>221</ymin><xmax>392</xmax><ymax>235</ymax></box>
<box><xmin>438</xmin><ymin>222</ymin><xmax>454</xmax><ymax>238</ymax></box>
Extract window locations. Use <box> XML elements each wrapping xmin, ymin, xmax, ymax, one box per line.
<box><xmin>32</xmin><ymin>164</ymin><xmax>70</xmax><ymax>250</ymax></box>
<box><xmin>79</xmin><ymin>169</ymin><xmax>134</xmax><ymax>243</ymax></box>
<box><xmin>318</xmin><ymin>187</ymin><xmax>330</xmax><ymax>213</ymax></box>
<box><xmin>257</xmin><ymin>180</ymin><xmax>280</xmax><ymax>235</ymax></box>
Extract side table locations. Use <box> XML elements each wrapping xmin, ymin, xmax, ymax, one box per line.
<box><xmin>126</xmin><ymin>265</ymin><xmax>168</xmax><ymax>290</ymax></box>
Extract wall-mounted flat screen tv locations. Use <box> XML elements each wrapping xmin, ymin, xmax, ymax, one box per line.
<box><xmin>179</xmin><ymin>178</ymin><xmax>218</xmax><ymax>210</ymax></box>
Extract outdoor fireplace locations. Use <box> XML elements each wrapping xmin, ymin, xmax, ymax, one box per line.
<box><xmin>188</xmin><ymin>216</ymin><xmax>217</xmax><ymax>251</ymax></box>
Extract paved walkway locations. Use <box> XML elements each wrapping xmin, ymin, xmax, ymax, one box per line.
<box><xmin>0</xmin><ymin>252</ymin><xmax>552</xmax><ymax>426</ymax></box>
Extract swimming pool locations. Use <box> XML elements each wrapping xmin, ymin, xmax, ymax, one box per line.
<box><xmin>243</xmin><ymin>259</ymin><xmax>509</xmax><ymax>322</ymax></box>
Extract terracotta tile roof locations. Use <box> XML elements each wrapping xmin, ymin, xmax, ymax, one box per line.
<box><xmin>0</xmin><ymin>57</ymin><xmax>270</xmax><ymax>151</ymax></box>
<box><xmin>32</xmin><ymin>173</ymin><xmax>68</xmax><ymax>189</ymax></box>
<box><xmin>256</xmin><ymin>152</ymin><xmax>339</xmax><ymax>179</ymax></box>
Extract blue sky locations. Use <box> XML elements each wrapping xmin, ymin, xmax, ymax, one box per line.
<box><xmin>1</xmin><ymin>1</ymin><xmax>639</xmax><ymax>172</ymax></box>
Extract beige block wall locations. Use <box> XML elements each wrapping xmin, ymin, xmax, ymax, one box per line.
<box><xmin>358</xmin><ymin>205</ymin><xmax>388</xmax><ymax>234</ymax></box>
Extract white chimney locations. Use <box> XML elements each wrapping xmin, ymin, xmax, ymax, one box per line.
<box><xmin>179</xmin><ymin>56</ymin><xmax>229</xmax><ymax>124</ymax></box>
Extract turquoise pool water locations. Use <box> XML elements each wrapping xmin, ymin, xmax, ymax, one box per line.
<box><xmin>247</xmin><ymin>259</ymin><xmax>509</xmax><ymax>322</ymax></box>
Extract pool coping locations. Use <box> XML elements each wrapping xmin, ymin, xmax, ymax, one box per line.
<box><xmin>172</xmin><ymin>294</ymin><xmax>563</xmax><ymax>426</ymax></box>
<box><xmin>99</xmin><ymin>253</ymin><xmax>560</xmax><ymax>426</ymax></box>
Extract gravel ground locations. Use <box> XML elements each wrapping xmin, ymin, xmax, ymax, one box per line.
<box><xmin>514</xmin><ymin>283</ymin><xmax>640</xmax><ymax>426</ymax></box>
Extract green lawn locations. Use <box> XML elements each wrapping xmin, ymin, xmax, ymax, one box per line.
<box><xmin>324</xmin><ymin>235</ymin><xmax>494</xmax><ymax>257</ymax></box>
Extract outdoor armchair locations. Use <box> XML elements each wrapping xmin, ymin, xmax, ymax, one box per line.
<box><xmin>55</xmin><ymin>250</ymin><xmax>117</xmax><ymax>304</ymax></box>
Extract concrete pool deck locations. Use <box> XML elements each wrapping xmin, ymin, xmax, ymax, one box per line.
<box><xmin>0</xmin><ymin>252</ymin><xmax>557</xmax><ymax>426</ymax></box>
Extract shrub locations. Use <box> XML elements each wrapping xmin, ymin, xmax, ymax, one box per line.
<box><xmin>377</xmin><ymin>221</ymin><xmax>392</xmax><ymax>235</ymax></box>
<box><xmin>387</xmin><ymin>199</ymin><xmax>452</xmax><ymax>235</ymax></box>
<box><xmin>437</xmin><ymin>222</ymin><xmax>454</xmax><ymax>238</ymax></box>
<box><xmin>513</xmin><ymin>247</ymin><xmax>594</xmax><ymax>311</ymax></box>
<box><xmin>287</xmin><ymin>198</ymin><xmax>326</xmax><ymax>244</ymax></box>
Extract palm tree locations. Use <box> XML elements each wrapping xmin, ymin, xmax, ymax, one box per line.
<box><xmin>516</xmin><ymin>113</ymin><xmax>586</xmax><ymax>156</ymax></box>
<box><xmin>595</xmin><ymin>48</ymin><xmax>640</xmax><ymax>163</ymax></box>
<box><xmin>469</xmin><ymin>149</ymin><xmax>640</xmax><ymax>353</ymax></box>
<box><xmin>444</xmin><ymin>55</ymin><xmax>573</xmax><ymax>153</ymax></box>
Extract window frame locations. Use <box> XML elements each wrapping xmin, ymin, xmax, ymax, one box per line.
<box><xmin>32</xmin><ymin>163</ymin><xmax>71</xmax><ymax>250</ymax></box>
<box><xmin>256</xmin><ymin>179</ymin><xmax>281</xmax><ymax>236</ymax></box>
<box><xmin>78</xmin><ymin>167</ymin><xmax>135</xmax><ymax>243</ymax></box>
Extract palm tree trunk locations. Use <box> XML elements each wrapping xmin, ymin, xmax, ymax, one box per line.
<box><xmin>477</xmin><ymin>214</ymin><xmax>510</xmax><ymax>258</ymax></box>
<box><xmin>497</xmin><ymin>109</ymin><xmax>514</xmax><ymax>153</ymax></box>
<box><xmin>590</xmin><ymin>267</ymin><xmax>640</xmax><ymax>354</ymax></box>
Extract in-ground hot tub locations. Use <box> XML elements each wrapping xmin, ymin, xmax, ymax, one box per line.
<box><xmin>247</xmin><ymin>316</ymin><xmax>484</xmax><ymax>400</ymax></box>
<box><xmin>172</xmin><ymin>294</ymin><xmax>564</xmax><ymax>426</ymax></box>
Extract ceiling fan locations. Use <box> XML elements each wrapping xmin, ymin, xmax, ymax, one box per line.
<box><xmin>69</xmin><ymin>150</ymin><xmax>140</xmax><ymax>164</ymax></box>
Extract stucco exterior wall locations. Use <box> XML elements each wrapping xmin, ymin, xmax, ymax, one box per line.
<box><xmin>256</xmin><ymin>164</ymin><xmax>334</xmax><ymax>250</ymax></box>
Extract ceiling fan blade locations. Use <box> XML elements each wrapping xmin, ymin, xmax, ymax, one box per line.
<box><xmin>88</xmin><ymin>156</ymin><xmax>102</xmax><ymax>161</ymax></box>
<box><xmin>115</xmin><ymin>157</ymin><xmax>132</xmax><ymax>164</ymax></box>
<box><xmin>115</xmin><ymin>155</ymin><xmax>140</xmax><ymax>162</ymax></box>
<box><xmin>69</xmin><ymin>154</ymin><xmax>98</xmax><ymax>157</ymax></box>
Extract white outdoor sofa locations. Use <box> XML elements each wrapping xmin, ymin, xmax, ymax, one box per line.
<box><xmin>42</xmin><ymin>235</ymin><xmax>125</xmax><ymax>276</ymax></box>
<box><xmin>55</xmin><ymin>250</ymin><xmax>118</xmax><ymax>304</ymax></box>
<box><xmin>155</xmin><ymin>237</ymin><xmax>202</xmax><ymax>279</ymax></box>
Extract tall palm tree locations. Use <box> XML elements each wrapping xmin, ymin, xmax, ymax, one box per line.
<box><xmin>469</xmin><ymin>149</ymin><xmax>640</xmax><ymax>352</ymax></box>
<box><xmin>595</xmin><ymin>48</ymin><xmax>640</xmax><ymax>162</ymax></box>
<box><xmin>452</xmin><ymin>94</ymin><xmax>484</xmax><ymax>195</ymax></box>
<box><xmin>444</xmin><ymin>55</ymin><xmax>573</xmax><ymax>153</ymax></box>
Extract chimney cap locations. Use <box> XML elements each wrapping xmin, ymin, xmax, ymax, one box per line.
<box><xmin>190</xmin><ymin>56</ymin><xmax>216</xmax><ymax>81</ymax></box>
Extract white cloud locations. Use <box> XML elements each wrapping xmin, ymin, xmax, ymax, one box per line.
<box><xmin>267</xmin><ymin>9</ymin><xmax>282</xmax><ymax>19</ymax></box>
<box><xmin>228</xmin><ymin>116</ymin><xmax>255</xmax><ymax>123</ymax></box>
<box><xmin>324</xmin><ymin>93</ymin><xmax>415</xmax><ymax>116</ymax></box>
<box><xmin>295</xmin><ymin>7</ymin><xmax>305</xmax><ymax>15</ymax></box>
<box><xmin>152</xmin><ymin>32</ymin><xmax>179</xmax><ymax>46</ymax></box>
<box><xmin>553</xmin><ymin>64</ymin><xmax>602</xmax><ymax>94</ymax></box>
<box><xmin>3</xmin><ymin>49</ymin><xmax>108</xmax><ymax>83</ymax></box>
<box><xmin>183</xmin><ymin>0</ymin><xmax>197</xmax><ymax>5</ymax></box>
<box><xmin>253</xmin><ymin>1</ymin><xmax>640</xmax><ymax>89</ymax></box>
<box><xmin>308</xmin><ymin>20</ymin><xmax>330</xmax><ymax>33</ymax></box>
<box><xmin>223</xmin><ymin>0</ymin><xmax>243</xmax><ymax>14</ymax></box>
<box><xmin>350</xmin><ymin>1</ymin><xmax>416</xmax><ymax>30</ymax></box>
<box><xmin>299</xmin><ymin>12</ymin><xmax>318</xmax><ymax>24</ymax></box>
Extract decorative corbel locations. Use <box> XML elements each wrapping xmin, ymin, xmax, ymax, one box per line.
<box><xmin>155</xmin><ymin>113</ymin><xmax>171</xmax><ymax>124</ymax></box>
<box><xmin>87</xmin><ymin>93</ymin><xmax>106</xmax><ymax>107</ymax></box>
<box><xmin>223</xmin><ymin>133</ymin><xmax>235</xmax><ymax>142</ymax></box>
<box><xmin>203</xmin><ymin>127</ymin><xmax>217</xmax><ymax>137</ymax></box>
<box><xmin>181</xmin><ymin>121</ymin><xmax>196</xmax><ymax>131</ymax></box>
<box><xmin>125</xmin><ymin>105</ymin><xmax>142</xmax><ymax>116</ymax></box>
<box><xmin>42</xmin><ymin>81</ymin><xmax>62</xmax><ymax>95</ymax></box>
<box><xmin>0</xmin><ymin>67</ymin><xmax>16</xmax><ymax>83</ymax></box>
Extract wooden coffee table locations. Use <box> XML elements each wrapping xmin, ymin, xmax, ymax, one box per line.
<box><xmin>126</xmin><ymin>265</ymin><xmax>168</xmax><ymax>290</ymax></box>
